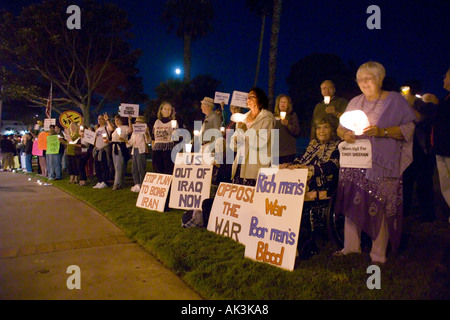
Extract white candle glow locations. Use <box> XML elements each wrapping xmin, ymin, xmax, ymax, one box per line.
<box><xmin>193</xmin><ymin>130</ymin><xmax>200</xmax><ymax>137</ymax></box>
<box><xmin>280</xmin><ymin>111</ymin><xmax>286</xmax><ymax>120</ymax></box>
<box><xmin>185</xmin><ymin>143</ymin><xmax>192</xmax><ymax>153</ymax></box>
<box><xmin>324</xmin><ymin>96</ymin><xmax>331</xmax><ymax>104</ymax></box>
<box><xmin>339</xmin><ymin>110</ymin><xmax>370</xmax><ymax>136</ymax></box>
<box><xmin>116</xmin><ymin>127</ymin><xmax>121</xmax><ymax>136</ymax></box>
<box><xmin>171</xmin><ymin>120</ymin><xmax>177</xmax><ymax>128</ymax></box>
<box><xmin>230</xmin><ymin>113</ymin><xmax>248</xmax><ymax>123</ymax></box>
<box><xmin>220</xmin><ymin>126</ymin><xmax>225</xmax><ymax>133</ymax></box>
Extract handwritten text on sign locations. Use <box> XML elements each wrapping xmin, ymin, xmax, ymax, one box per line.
<box><xmin>136</xmin><ymin>173</ymin><xmax>172</xmax><ymax>212</ymax></box>
<box><xmin>169</xmin><ymin>153</ymin><xmax>213</xmax><ymax>210</ymax></box>
<box><xmin>207</xmin><ymin>183</ymin><xmax>255</xmax><ymax>244</ymax></box>
<box><xmin>244</xmin><ymin>168</ymin><xmax>308</xmax><ymax>271</ymax></box>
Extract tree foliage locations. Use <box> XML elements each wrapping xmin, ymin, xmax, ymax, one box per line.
<box><xmin>0</xmin><ymin>0</ymin><xmax>146</xmax><ymax>125</ymax></box>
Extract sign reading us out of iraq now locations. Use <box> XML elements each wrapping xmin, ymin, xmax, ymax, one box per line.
<box><xmin>169</xmin><ymin>153</ymin><xmax>213</xmax><ymax>210</ymax></box>
<box><xmin>136</xmin><ymin>172</ymin><xmax>172</xmax><ymax>212</ymax></box>
<box><xmin>244</xmin><ymin>168</ymin><xmax>308</xmax><ymax>271</ymax></box>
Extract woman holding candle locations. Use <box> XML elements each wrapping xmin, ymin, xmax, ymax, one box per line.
<box><xmin>230</xmin><ymin>87</ymin><xmax>276</xmax><ymax>186</ymax></box>
<box><xmin>66</xmin><ymin>122</ymin><xmax>81</xmax><ymax>184</ymax></box>
<box><xmin>151</xmin><ymin>101</ymin><xmax>177</xmax><ymax>175</ymax></box>
<box><xmin>93</xmin><ymin>114</ymin><xmax>112</xmax><ymax>189</ymax></box>
<box><xmin>106</xmin><ymin>115</ymin><xmax>131</xmax><ymax>190</ymax></box>
<box><xmin>333</xmin><ymin>61</ymin><xmax>416</xmax><ymax>264</ymax></box>
<box><xmin>273</xmin><ymin>94</ymin><xmax>300</xmax><ymax>164</ymax></box>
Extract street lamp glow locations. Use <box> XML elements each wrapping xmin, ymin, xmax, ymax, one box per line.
<box><xmin>175</xmin><ymin>68</ymin><xmax>181</xmax><ymax>75</ymax></box>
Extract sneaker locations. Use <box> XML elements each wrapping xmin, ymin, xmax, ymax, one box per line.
<box><xmin>130</xmin><ymin>185</ymin><xmax>137</xmax><ymax>192</ymax></box>
<box><xmin>93</xmin><ymin>182</ymin><xmax>102</xmax><ymax>189</ymax></box>
<box><xmin>134</xmin><ymin>185</ymin><xmax>141</xmax><ymax>193</ymax></box>
<box><xmin>98</xmin><ymin>182</ymin><xmax>108</xmax><ymax>189</ymax></box>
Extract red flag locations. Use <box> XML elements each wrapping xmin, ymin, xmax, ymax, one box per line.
<box><xmin>45</xmin><ymin>83</ymin><xmax>52</xmax><ymax>119</ymax></box>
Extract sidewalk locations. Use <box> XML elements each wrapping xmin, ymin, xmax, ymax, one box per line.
<box><xmin>0</xmin><ymin>171</ymin><xmax>202</xmax><ymax>300</ymax></box>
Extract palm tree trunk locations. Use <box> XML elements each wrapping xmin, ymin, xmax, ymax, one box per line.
<box><xmin>183</xmin><ymin>32</ymin><xmax>192</xmax><ymax>81</ymax></box>
<box><xmin>254</xmin><ymin>14</ymin><xmax>266</xmax><ymax>87</ymax></box>
<box><xmin>268</xmin><ymin>0</ymin><xmax>283</xmax><ymax>110</ymax></box>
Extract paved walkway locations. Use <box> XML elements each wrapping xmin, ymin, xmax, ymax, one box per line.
<box><xmin>0</xmin><ymin>171</ymin><xmax>202</xmax><ymax>300</ymax></box>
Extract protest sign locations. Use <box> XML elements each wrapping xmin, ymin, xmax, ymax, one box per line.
<box><xmin>32</xmin><ymin>140</ymin><xmax>43</xmax><ymax>156</ymax></box>
<box><xmin>244</xmin><ymin>168</ymin><xmax>308</xmax><ymax>271</ymax></box>
<box><xmin>136</xmin><ymin>172</ymin><xmax>173</xmax><ymax>212</ymax></box>
<box><xmin>169</xmin><ymin>153</ymin><xmax>213</xmax><ymax>210</ymax></box>
<box><xmin>207</xmin><ymin>183</ymin><xmax>256</xmax><ymax>244</ymax></box>
<box><xmin>338</xmin><ymin>139</ymin><xmax>372</xmax><ymax>169</ymax></box>
<box><xmin>133</xmin><ymin>123</ymin><xmax>147</xmax><ymax>134</ymax></box>
<box><xmin>230</xmin><ymin>91</ymin><xmax>249</xmax><ymax>108</ymax></box>
<box><xmin>43</xmin><ymin>118</ymin><xmax>56</xmax><ymax>131</ymax></box>
<box><xmin>214</xmin><ymin>92</ymin><xmax>230</xmax><ymax>105</ymax></box>
<box><xmin>119</xmin><ymin>103</ymin><xmax>139</xmax><ymax>117</ymax></box>
<box><xmin>83</xmin><ymin>130</ymin><xmax>96</xmax><ymax>145</ymax></box>
<box><xmin>46</xmin><ymin>135</ymin><xmax>60</xmax><ymax>154</ymax></box>
<box><xmin>59</xmin><ymin>110</ymin><xmax>83</xmax><ymax>129</ymax></box>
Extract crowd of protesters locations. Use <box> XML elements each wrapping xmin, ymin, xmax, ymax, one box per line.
<box><xmin>1</xmin><ymin>61</ymin><xmax>448</xmax><ymax>264</ymax></box>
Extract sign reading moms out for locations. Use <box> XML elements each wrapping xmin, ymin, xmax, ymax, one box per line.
<box><xmin>136</xmin><ymin>172</ymin><xmax>172</xmax><ymax>212</ymax></box>
<box><xmin>169</xmin><ymin>153</ymin><xmax>213</xmax><ymax>210</ymax></box>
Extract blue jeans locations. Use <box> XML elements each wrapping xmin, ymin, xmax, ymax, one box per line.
<box><xmin>47</xmin><ymin>154</ymin><xmax>62</xmax><ymax>179</ymax></box>
<box><xmin>25</xmin><ymin>154</ymin><xmax>33</xmax><ymax>172</ymax></box>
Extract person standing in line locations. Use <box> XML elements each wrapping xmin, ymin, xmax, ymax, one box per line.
<box><xmin>92</xmin><ymin>114</ymin><xmax>112</xmax><ymax>189</ymax></box>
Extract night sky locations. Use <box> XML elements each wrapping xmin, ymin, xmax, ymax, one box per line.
<box><xmin>2</xmin><ymin>0</ymin><xmax>450</xmax><ymax>102</ymax></box>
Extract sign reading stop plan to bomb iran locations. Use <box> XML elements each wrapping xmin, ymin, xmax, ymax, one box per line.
<box><xmin>119</xmin><ymin>103</ymin><xmax>139</xmax><ymax>117</ymax></box>
<box><xmin>244</xmin><ymin>168</ymin><xmax>308</xmax><ymax>271</ymax></box>
<box><xmin>136</xmin><ymin>172</ymin><xmax>172</xmax><ymax>212</ymax></box>
<box><xmin>207</xmin><ymin>183</ymin><xmax>256</xmax><ymax>244</ymax></box>
<box><xmin>338</xmin><ymin>139</ymin><xmax>372</xmax><ymax>169</ymax></box>
<box><xmin>169</xmin><ymin>153</ymin><xmax>213</xmax><ymax>210</ymax></box>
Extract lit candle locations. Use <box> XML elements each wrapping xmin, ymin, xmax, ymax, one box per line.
<box><xmin>401</xmin><ymin>86</ymin><xmax>410</xmax><ymax>94</ymax></box>
<box><xmin>171</xmin><ymin>120</ymin><xmax>177</xmax><ymax>128</ymax></box>
<box><xmin>415</xmin><ymin>94</ymin><xmax>422</xmax><ymax>99</ymax></box>
<box><xmin>280</xmin><ymin>111</ymin><xmax>286</xmax><ymax>120</ymax></box>
<box><xmin>324</xmin><ymin>96</ymin><xmax>331</xmax><ymax>104</ymax></box>
<box><xmin>185</xmin><ymin>143</ymin><xmax>192</xmax><ymax>153</ymax></box>
<box><xmin>116</xmin><ymin>127</ymin><xmax>121</xmax><ymax>136</ymax></box>
<box><xmin>220</xmin><ymin>126</ymin><xmax>225</xmax><ymax>133</ymax></box>
<box><xmin>80</xmin><ymin>125</ymin><xmax>84</xmax><ymax>131</ymax></box>
<box><xmin>193</xmin><ymin>130</ymin><xmax>200</xmax><ymax>137</ymax></box>
<box><xmin>102</xmin><ymin>133</ymin><xmax>107</xmax><ymax>138</ymax></box>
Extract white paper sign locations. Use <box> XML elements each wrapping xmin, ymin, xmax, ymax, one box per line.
<box><xmin>44</xmin><ymin>118</ymin><xmax>56</xmax><ymax>131</ymax></box>
<box><xmin>136</xmin><ymin>173</ymin><xmax>173</xmax><ymax>212</ymax></box>
<box><xmin>83</xmin><ymin>130</ymin><xmax>96</xmax><ymax>145</ymax></box>
<box><xmin>207</xmin><ymin>183</ymin><xmax>255</xmax><ymax>244</ymax></box>
<box><xmin>119</xmin><ymin>103</ymin><xmax>139</xmax><ymax>117</ymax></box>
<box><xmin>169</xmin><ymin>153</ymin><xmax>213</xmax><ymax>210</ymax></box>
<box><xmin>230</xmin><ymin>91</ymin><xmax>249</xmax><ymax>108</ymax></box>
<box><xmin>133</xmin><ymin>123</ymin><xmax>147</xmax><ymax>134</ymax></box>
<box><xmin>214</xmin><ymin>92</ymin><xmax>230</xmax><ymax>105</ymax></box>
<box><xmin>244</xmin><ymin>168</ymin><xmax>308</xmax><ymax>271</ymax></box>
<box><xmin>338</xmin><ymin>139</ymin><xmax>372</xmax><ymax>169</ymax></box>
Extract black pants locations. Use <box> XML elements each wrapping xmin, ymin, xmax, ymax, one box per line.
<box><xmin>152</xmin><ymin>149</ymin><xmax>174</xmax><ymax>175</ymax></box>
<box><xmin>403</xmin><ymin>150</ymin><xmax>436</xmax><ymax>221</ymax></box>
<box><xmin>94</xmin><ymin>150</ymin><xmax>109</xmax><ymax>183</ymax></box>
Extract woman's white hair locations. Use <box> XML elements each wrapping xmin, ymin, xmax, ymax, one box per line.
<box><xmin>357</xmin><ymin>61</ymin><xmax>386</xmax><ymax>85</ymax></box>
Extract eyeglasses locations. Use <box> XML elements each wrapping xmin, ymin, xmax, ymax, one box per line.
<box><xmin>356</xmin><ymin>76</ymin><xmax>375</xmax><ymax>83</ymax></box>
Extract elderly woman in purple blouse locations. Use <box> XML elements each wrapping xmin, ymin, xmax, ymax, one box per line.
<box><xmin>334</xmin><ymin>61</ymin><xmax>416</xmax><ymax>264</ymax></box>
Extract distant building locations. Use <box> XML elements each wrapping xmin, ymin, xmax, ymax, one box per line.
<box><xmin>0</xmin><ymin>120</ymin><xmax>29</xmax><ymax>135</ymax></box>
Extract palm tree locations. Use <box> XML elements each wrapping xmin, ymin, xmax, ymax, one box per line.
<box><xmin>162</xmin><ymin>0</ymin><xmax>214</xmax><ymax>82</ymax></box>
<box><xmin>245</xmin><ymin>0</ymin><xmax>273</xmax><ymax>87</ymax></box>
<box><xmin>268</xmin><ymin>0</ymin><xmax>283</xmax><ymax>110</ymax></box>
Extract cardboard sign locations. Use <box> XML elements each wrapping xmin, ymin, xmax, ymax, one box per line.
<box><xmin>207</xmin><ymin>183</ymin><xmax>255</xmax><ymax>244</ymax></box>
<box><xmin>338</xmin><ymin>139</ymin><xmax>372</xmax><ymax>169</ymax></box>
<box><xmin>59</xmin><ymin>110</ymin><xmax>83</xmax><ymax>129</ymax></box>
<box><xmin>214</xmin><ymin>92</ymin><xmax>230</xmax><ymax>105</ymax></box>
<box><xmin>169</xmin><ymin>153</ymin><xmax>213</xmax><ymax>210</ymax></box>
<box><xmin>230</xmin><ymin>91</ymin><xmax>249</xmax><ymax>108</ymax></box>
<box><xmin>244</xmin><ymin>167</ymin><xmax>308</xmax><ymax>271</ymax></box>
<box><xmin>43</xmin><ymin>118</ymin><xmax>56</xmax><ymax>131</ymax></box>
<box><xmin>83</xmin><ymin>129</ymin><xmax>96</xmax><ymax>145</ymax></box>
<box><xmin>119</xmin><ymin>103</ymin><xmax>139</xmax><ymax>117</ymax></box>
<box><xmin>37</xmin><ymin>131</ymin><xmax>49</xmax><ymax>150</ymax></box>
<box><xmin>136</xmin><ymin>172</ymin><xmax>173</xmax><ymax>212</ymax></box>
<box><xmin>46</xmin><ymin>135</ymin><xmax>60</xmax><ymax>154</ymax></box>
<box><xmin>133</xmin><ymin>123</ymin><xmax>147</xmax><ymax>134</ymax></box>
<box><xmin>32</xmin><ymin>140</ymin><xmax>43</xmax><ymax>156</ymax></box>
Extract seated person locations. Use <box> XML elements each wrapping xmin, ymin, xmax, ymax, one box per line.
<box><xmin>280</xmin><ymin>114</ymin><xmax>341</xmax><ymax>199</ymax></box>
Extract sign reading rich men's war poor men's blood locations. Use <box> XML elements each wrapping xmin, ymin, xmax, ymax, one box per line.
<box><xmin>136</xmin><ymin>172</ymin><xmax>172</xmax><ymax>212</ymax></box>
<box><xmin>169</xmin><ymin>153</ymin><xmax>213</xmax><ymax>210</ymax></box>
<box><xmin>244</xmin><ymin>168</ymin><xmax>308</xmax><ymax>271</ymax></box>
<box><xmin>207</xmin><ymin>183</ymin><xmax>255</xmax><ymax>244</ymax></box>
